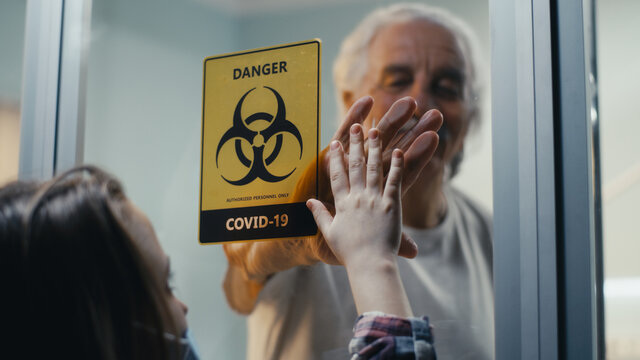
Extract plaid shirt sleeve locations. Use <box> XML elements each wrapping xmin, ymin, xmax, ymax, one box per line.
<box><xmin>349</xmin><ymin>311</ymin><xmax>436</xmax><ymax>360</ymax></box>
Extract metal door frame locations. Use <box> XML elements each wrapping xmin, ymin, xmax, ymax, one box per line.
<box><xmin>491</xmin><ymin>0</ymin><xmax>602</xmax><ymax>358</ymax></box>
<box><xmin>19</xmin><ymin>0</ymin><xmax>91</xmax><ymax>180</ymax></box>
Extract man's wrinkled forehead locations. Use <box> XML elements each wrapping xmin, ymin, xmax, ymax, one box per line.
<box><xmin>368</xmin><ymin>20</ymin><xmax>467</xmax><ymax>73</ymax></box>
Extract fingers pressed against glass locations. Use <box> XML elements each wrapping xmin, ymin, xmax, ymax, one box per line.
<box><xmin>388</xmin><ymin>109</ymin><xmax>443</xmax><ymax>151</ymax></box>
<box><xmin>383</xmin><ymin>149</ymin><xmax>404</xmax><ymax>201</ymax></box>
<box><xmin>334</xmin><ymin>96</ymin><xmax>373</xmax><ymax>144</ymax></box>
<box><xmin>376</xmin><ymin>97</ymin><xmax>416</xmax><ymax>149</ymax></box>
<box><xmin>366</xmin><ymin>128</ymin><xmax>383</xmax><ymax>193</ymax></box>
<box><xmin>349</xmin><ymin>124</ymin><xmax>366</xmax><ymax>190</ymax></box>
<box><xmin>329</xmin><ymin>140</ymin><xmax>349</xmax><ymax>201</ymax></box>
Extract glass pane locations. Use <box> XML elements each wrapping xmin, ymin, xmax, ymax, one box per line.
<box><xmin>596</xmin><ymin>1</ymin><xmax>640</xmax><ymax>359</ymax></box>
<box><xmin>83</xmin><ymin>0</ymin><xmax>492</xmax><ymax>358</ymax></box>
<box><xmin>0</xmin><ymin>0</ymin><xmax>26</xmax><ymax>185</ymax></box>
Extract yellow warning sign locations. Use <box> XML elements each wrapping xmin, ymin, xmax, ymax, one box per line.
<box><xmin>199</xmin><ymin>40</ymin><xmax>320</xmax><ymax>244</ymax></box>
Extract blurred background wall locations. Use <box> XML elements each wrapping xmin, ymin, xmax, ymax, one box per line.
<box><xmin>0</xmin><ymin>0</ymin><xmax>26</xmax><ymax>185</ymax></box>
<box><xmin>597</xmin><ymin>1</ymin><xmax>640</xmax><ymax>358</ymax></box>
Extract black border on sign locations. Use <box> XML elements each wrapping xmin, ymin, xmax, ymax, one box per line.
<box><xmin>199</xmin><ymin>40</ymin><xmax>321</xmax><ymax>245</ymax></box>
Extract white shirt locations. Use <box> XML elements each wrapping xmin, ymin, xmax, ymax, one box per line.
<box><xmin>247</xmin><ymin>186</ymin><xmax>495</xmax><ymax>360</ymax></box>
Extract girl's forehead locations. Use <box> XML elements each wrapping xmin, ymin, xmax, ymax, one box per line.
<box><xmin>122</xmin><ymin>201</ymin><xmax>167</xmax><ymax>269</ymax></box>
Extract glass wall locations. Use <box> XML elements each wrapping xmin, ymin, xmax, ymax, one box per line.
<box><xmin>597</xmin><ymin>1</ymin><xmax>640</xmax><ymax>359</ymax></box>
<box><xmin>84</xmin><ymin>1</ymin><xmax>244</xmax><ymax>357</ymax></box>
<box><xmin>82</xmin><ymin>0</ymin><xmax>492</xmax><ymax>358</ymax></box>
<box><xmin>16</xmin><ymin>0</ymin><xmax>631</xmax><ymax>357</ymax></box>
<box><xmin>0</xmin><ymin>0</ymin><xmax>27</xmax><ymax>185</ymax></box>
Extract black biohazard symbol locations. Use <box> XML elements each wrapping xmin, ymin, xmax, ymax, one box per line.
<box><xmin>216</xmin><ymin>87</ymin><xmax>303</xmax><ymax>185</ymax></box>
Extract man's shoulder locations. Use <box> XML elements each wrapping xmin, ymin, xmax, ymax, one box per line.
<box><xmin>446</xmin><ymin>186</ymin><xmax>493</xmax><ymax>252</ymax></box>
<box><xmin>447</xmin><ymin>186</ymin><xmax>492</xmax><ymax>225</ymax></box>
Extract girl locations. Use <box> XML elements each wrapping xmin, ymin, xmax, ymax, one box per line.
<box><xmin>0</xmin><ymin>105</ymin><xmax>438</xmax><ymax>360</ymax></box>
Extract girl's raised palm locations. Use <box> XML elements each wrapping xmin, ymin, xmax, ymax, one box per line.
<box><xmin>307</xmin><ymin>124</ymin><xmax>407</xmax><ymax>267</ymax></box>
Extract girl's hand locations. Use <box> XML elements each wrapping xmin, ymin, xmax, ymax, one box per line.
<box><xmin>307</xmin><ymin>123</ymin><xmax>438</xmax><ymax>317</ymax></box>
<box><xmin>306</xmin><ymin>124</ymin><xmax>407</xmax><ymax>267</ymax></box>
<box><xmin>308</xmin><ymin>124</ymin><xmax>438</xmax><ymax>316</ymax></box>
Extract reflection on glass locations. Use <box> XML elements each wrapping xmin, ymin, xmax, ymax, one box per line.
<box><xmin>83</xmin><ymin>0</ymin><xmax>492</xmax><ymax>358</ymax></box>
<box><xmin>0</xmin><ymin>0</ymin><xmax>26</xmax><ymax>185</ymax></box>
<box><xmin>597</xmin><ymin>1</ymin><xmax>640</xmax><ymax>359</ymax></box>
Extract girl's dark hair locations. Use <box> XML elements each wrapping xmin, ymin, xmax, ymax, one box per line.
<box><xmin>0</xmin><ymin>166</ymin><xmax>175</xmax><ymax>359</ymax></box>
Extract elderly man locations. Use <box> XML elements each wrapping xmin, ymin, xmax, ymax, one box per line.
<box><xmin>223</xmin><ymin>3</ymin><xmax>494</xmax><ymax>360</ymax></box>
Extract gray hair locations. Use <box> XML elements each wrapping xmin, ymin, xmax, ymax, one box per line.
<box><xmin>333</xmin><ymin>3</ymin><xmax>483</xmax><ymax>127</ymax></box>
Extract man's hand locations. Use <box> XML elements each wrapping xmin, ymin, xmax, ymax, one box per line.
<box><xmin>329</xmin><ymin>96</ymin><xmax>443</xmax><ymax>199</ymax></box>
<box><xmin>307</xmin><ymin>96</ymin><xmax>442</xmax><ymax>264</ymax></box>
<box><xmin>222</xmin><ymin>96</ymin><xmax>441</xmax><ymax>313</ymax></box>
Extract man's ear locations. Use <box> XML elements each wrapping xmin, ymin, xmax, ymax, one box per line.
<box><xmin>341</xmin><ymin>91</ymin><xmax>355</xmax><ymax>110</ymax></box>
<box><xmin>465</xmin><ymin>105</ymin><xmax>480</xmax><ymax>134</ymax></box>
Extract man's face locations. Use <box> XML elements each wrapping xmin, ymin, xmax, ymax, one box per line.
<box><xmin>347</xmin><ymin>20</ymin><xmax>472</xmax><ymax>180</ymax></box>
